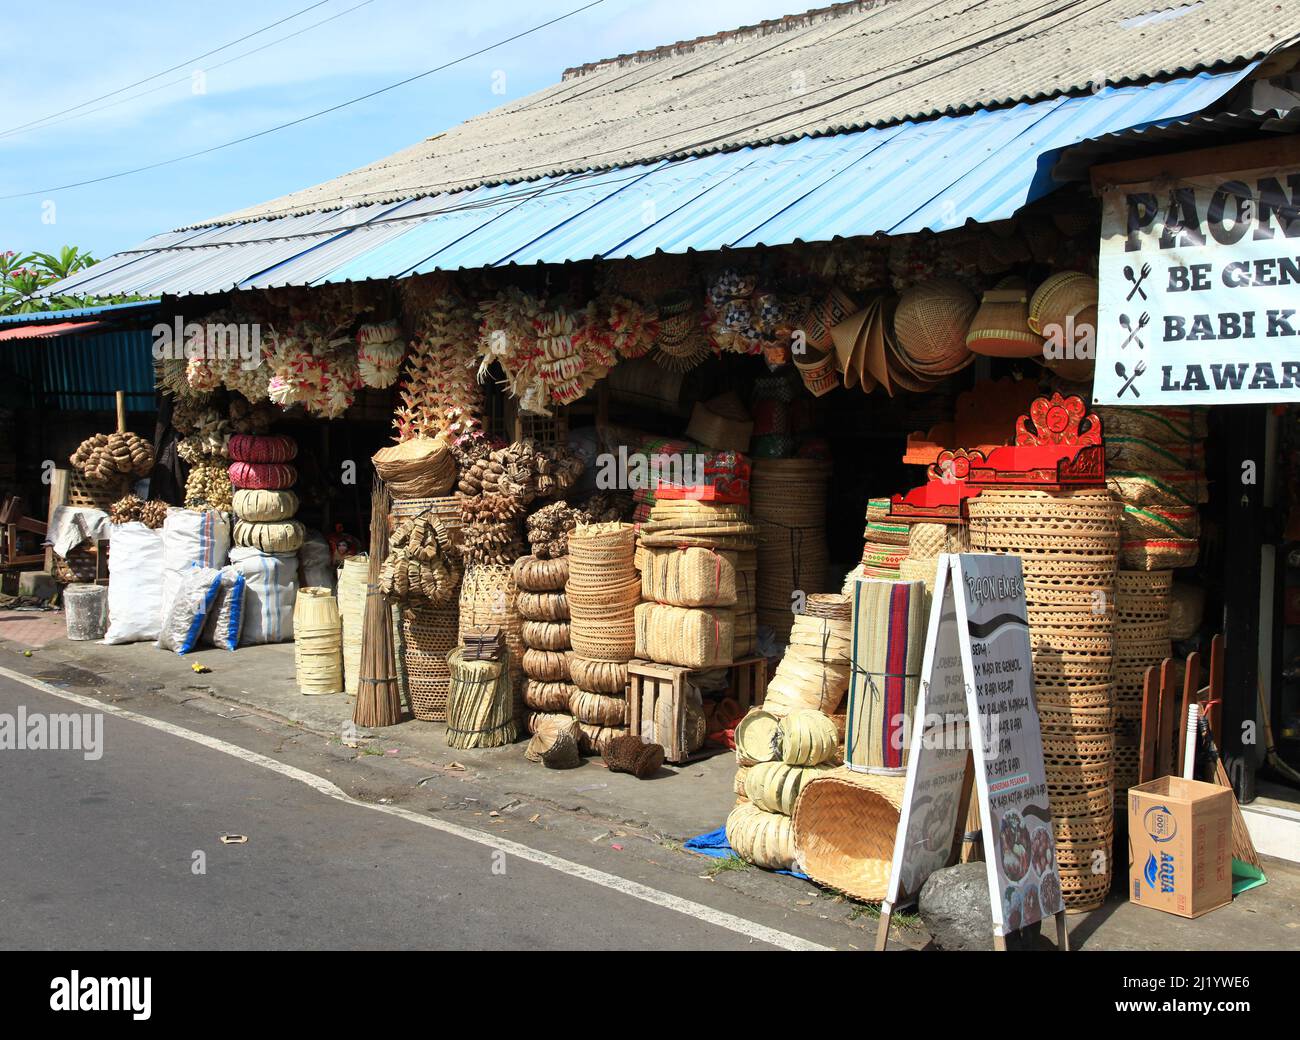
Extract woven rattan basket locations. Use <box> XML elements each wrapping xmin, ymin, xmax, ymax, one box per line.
<box><xmin>512</xmin><ymin>554</ymin><xmax>569</xmax><ymax>592</ymax></box>
<box><xmin>401</xmin><ymin>603</ymin><xmax>458</xmax><ymax>721</ymax></box>
<box><xmin>791</xmin><ymin>768</ymin><xmax>907</xmax><ymax>901</ymax></box>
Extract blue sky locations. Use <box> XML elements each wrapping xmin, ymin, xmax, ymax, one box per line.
<box><xmin>0</xmin><ymin>0</ymin><xmax>800</xmax><ymax>260</ymax></box>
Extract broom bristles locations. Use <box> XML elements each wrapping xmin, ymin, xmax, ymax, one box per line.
<box><xmin>354</xmin><ymin>477</ymin><xmax>402</xmax><ymax>728</ymax></box>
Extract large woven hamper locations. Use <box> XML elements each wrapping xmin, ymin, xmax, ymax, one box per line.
<box><xmin>402</xmin><ymin>602</ymin><xmax>459</xmax><ymax>722</ymax></box>
<box><xmin>791</xmin><ymin>768</ymin><xmax>906</xmax><ymax>901</ymax></box>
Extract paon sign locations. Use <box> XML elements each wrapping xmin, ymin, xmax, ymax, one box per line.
<box><xmin>1094</xmin><ymin>148</ymin><xmax>1300</xmax><ymax>406</ymax></box>
<box><xmin>876</xmin><ymin>553</ymin><xmax>1068</xmax><ymax>951</ymax></box>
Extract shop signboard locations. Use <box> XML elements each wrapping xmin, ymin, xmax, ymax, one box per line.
<box><xmin>877</xmin><ymin>553</ymin><xmax>1068</xmax><ymax>951</ymax></box>
<box><xmin>1094</xmin><ymin>153</ymin><xmax>1300</xmax><ymax>405</ymax></box>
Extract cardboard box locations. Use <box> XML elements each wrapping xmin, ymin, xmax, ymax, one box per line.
<box><xmin>1128</xmin><ymin>776</ymin><xmax>1233</xmax><ymax>919</ymax></box>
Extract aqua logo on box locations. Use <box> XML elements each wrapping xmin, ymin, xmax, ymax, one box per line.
<box><xmin>1144</xmin><ymin>851</ymin><xmax>1176</xmax><ymax>893</ymax></box>
<box><xmin>1143</xmin><ymin>803</ymin><xmax>1178</xmax><ymax>842</ymax></box>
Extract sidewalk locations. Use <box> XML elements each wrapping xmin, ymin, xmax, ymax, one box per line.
<box><xmin>6</xmin><ymin>623</ymin><xmax>1300</xmax><ymax>952</ymax></box>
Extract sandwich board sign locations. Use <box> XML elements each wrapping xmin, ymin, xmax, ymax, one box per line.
<box><xmin>876</xmin><ymin>553</ymin><xmax>1069</xmax><ymax>952</ymax></box>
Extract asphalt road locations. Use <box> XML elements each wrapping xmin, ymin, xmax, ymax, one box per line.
<box><xmin>0</xmin><ymin>671</ymin><xmax>831</xmax><ymax>951</ymax></box>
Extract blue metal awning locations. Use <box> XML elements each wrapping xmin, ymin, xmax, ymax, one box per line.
<box><xmin>47</xmin><ymin>68</ymin><xmax>1254</xmax><ymax>300</ymax></box>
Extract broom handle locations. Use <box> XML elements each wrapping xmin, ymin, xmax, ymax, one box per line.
<box><xmin>1182</xmin><ymin>703</ymin><xmax>1199</xmax><ymax>779</ymax></box>
<box><xmin>115</xmin><ymin>391</ymin><xmax>126</xmax><ymax>435</ymax></box>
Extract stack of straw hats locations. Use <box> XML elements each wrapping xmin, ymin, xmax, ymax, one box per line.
<box><xmin>565</xmin><ymin>522</ymin><xmax>638</xmax><ymax>753</ymax></box>
<box><xmin>751</xmin><ymin>459</ymin><xmax>832</xmax><ymax>641</ymax></box>
<box><xmin>967</xmin><ymin>487</ymin><xmax>1122</xmax><ymax>913</ymax></box>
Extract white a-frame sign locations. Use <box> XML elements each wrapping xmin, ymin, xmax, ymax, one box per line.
<box><xmin>875</xmin><ymin>553</ymin><xmax>1069</xmax><ymax>952</ymax></box>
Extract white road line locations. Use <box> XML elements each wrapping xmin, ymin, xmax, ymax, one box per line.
<box><xmin>0</xmin><ymin>664</ymin><xmax>832</xmax><ymax>952</ymax></box>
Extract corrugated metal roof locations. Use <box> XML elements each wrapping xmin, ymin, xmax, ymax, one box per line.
<box><xmin>46</xmin><ymin>70</ymin><xmax>1250</xmax><ymax>301</ymax></box>
<box><xmin>203</xmin><ymin>0</ymin><xmax>1293</xmax><ymax>226</ymax></box>
<box><xmin>0</xmin><ymin>298</ymin><xmax>159</xmax><ymax>325</ymax></box>
<box><xmin>0</xmin><ymin>320</ymin><xmax>104</xmax><ymax>342</ymax></box>
<box><xmin>0</xmin><ymin>329</ymin><xmax>156</xmax><ymax>411</ymax></box>
<box><xmin>1053</xmin><ymin>105</ymin><xmax>1300</xmax><ymax>179</ymax></box>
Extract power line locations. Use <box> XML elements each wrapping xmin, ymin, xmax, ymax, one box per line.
<box><xmin>0</xmin><ymin>0</ymin><xmax>607</xmax><ymax>202</ymax></box>
<box><xmin>0</xmin><ymin>0</ymin><xmax>336</xmax><ymax>138</ymax></box>
<box><xmin>0</xmin><ymin>0</ymin><xmax>376</xmax><ymax>141</ymax></box>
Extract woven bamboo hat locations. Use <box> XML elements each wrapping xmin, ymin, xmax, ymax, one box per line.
<box><xmin>893</xmin><ymin>278</ymin><xmax>978</xmax><ymax>375</ymax></box>
<box><xmin>831</xmin><ymin>306</ymin><xmax>873</xmax><ymax>390</ymax></box>
<box><xmin>966</xmin><ymin>278</ymin><xmax>1041</xmax><ymax>358</ymax></box>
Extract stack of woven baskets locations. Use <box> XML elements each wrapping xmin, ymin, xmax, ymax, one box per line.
<box><xmin>898</xmin><ymin>521</ymin><xmax>969</xmax><ymax>592</ymax></box>
<box><xmin>751</xmin><ymin>459</ymin><xmax>832</xmax><ymax>640</ymax></box>
<box><xmin>1098</xmin><ymin>407</ymin><xmax>1206</xmax><ymax>571</ymax></box>
<box><xmin>565</xmin><ymin>522</ymin><xmax>639</xmax><ymax>753</ymax></box>
<box><xmin>967</xmin><ymin>487</ymin><xmax>1123</xmax><ymax>913</ymax></box>
<box><xmin>729</xmin><ymin>708</ymin><xmax>841</xmax><ymax>870</ymax></box>
<box><xmin>762</xmin><ymin>595</ymin><xmax>852</xmax><ymax>717</ymax></box>
<box><xmin>516</xmin><ymin>506</ymin><xmax>580</xmax><ymax>749</ymax></box>
<box><xmin>230</xmin><ymin>435</ymin><xmax>304</xmax><ymax>555</ymax></box>
<box><xmin>1112</xmin><ymin>569</ymin><xmax>1174</xmax><ymax>805</ymax></box>
<box><xmin>850</xmin><ymin>497</ymin><xmax>909</xmax><ymax>585</ymax></box>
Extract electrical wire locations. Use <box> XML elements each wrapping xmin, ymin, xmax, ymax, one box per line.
<box><xmin>0</xmin><ymin>0</ymin><xmax>336</xmax><ymax>138</ymax></box>
<box><xmin>0</xmin><ymin>0</ymin><xmax>376</xmax><ymax>141</ymax></box>
<box><xmin>228</xmin><ymin>0</ymin><xmax>1109</xmax><ymax>219</ymax></box>
<box><xmin>0</xmin><ymin>0</ymin><xmax>607</xmax><ymax>201</ymax></box>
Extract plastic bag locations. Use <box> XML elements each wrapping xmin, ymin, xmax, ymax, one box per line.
<box><xmin>201</xmin><ymin>566</ymin><xmax>247</xmax><ymax>651</ymax></box>
<box><xmin>158</xmin><ymin>565</ymin><xmax>223</xmax><ymax>654</ymax></box>
<box><xmin>161</xmin><ymin>508</ymin><xmax>231</xmax><ymax>627</ymax></box>
<box><xmin>228</xmin><ymin>546</ymin><xmax>298</xmax><ymax>644</ymax></box>
<box><xmin>104</xmin><ymin>523</ymin><xmax>166</xmax><ymax>645</ymax></box>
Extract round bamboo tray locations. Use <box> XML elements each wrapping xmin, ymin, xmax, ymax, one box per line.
<box><xmin>791</xmin><ymin>768</ymin><xmax>906</xmax><ymax>901</ymax></box>
<box><xmin>1041</xmin><ymin>732</ymin><xmax>1114</xmax><ymax>767</ymax></box>
<box><xmin>1116</xmin><ymin>619</ymin><xmax>1171</xmax><ymax>643</ymax></box>
<box><xmin>524</xmin><ymin>679</ymin><xmax>577</xmax><ymax>713</ymax></box>
<box><xmin>1051</xmin><ymin>810</ymin><xmax>1115</xmax><ymax>845</ymax></box>
<box><xmin>1058</xmin><ymin>867</ymin><xmax>1110</xmax><ymax>913</ymax></box>
<box><xmin>569</xmin><ymin>656</ymin><xmax>628</xmax><ymax>695</ymax></box>
<box><xmin>516</xmin><ymin>590</ymin><xmax>569</xmax><ymax>622</ymax></box>
<box><xmin>570</xmin><ymin>619</ymin><xmax>636</xmax><ymax>662</ymax></box>
<box><xmin>1033</xmin><ymin>680</ymin><xmax>1114</xmax><ymax>710</ymax></box>
<box><xmin>1047</xmin><ymin>778</ymin><xmax>1114</xmax><ymax>818</ymax></box>
<box><xmin>1116</xmin><ymin>569</ymin><xmax>1174</xmax><ymax>596</ymax></box>
<box><xmin>521</xmin><ymin>619</ymin><xmax>571</xmax><ymax>651</ymax></box>
<box><xmin>522</xmin><ymin>648</ymin><xmax>571</xmax><ymax>682</ymax></box>
<box><xmin>569</xmin><ymin>688</ymin><xmax>628</xmax><ymax>727</ymax></box>
<box><xmin>512</xmin><ymin>555</ymin><xmax>569</xmax><ymax>592</ymax></box>
<box><xmin>1038</xmin><ymin>702</ymin><xmax>1113</xmax><ymax>734</ymax></box>
<box><xmin>735</xmin><ymin>709</ymin><xmax>780</xmax><ymax>766</ymax></box>
<box><xmin>576</xmin><ymin>722</ymin><xmax>627</xmax><ymax>756</ymax></box>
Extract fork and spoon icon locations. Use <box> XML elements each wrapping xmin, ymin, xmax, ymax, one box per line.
<box><xmin>1119</xmin><ymin>312</ymin><xmax>1149</xmax><ymax>349</ymax></box>
<box><xmin>1124</xmin><ymin>263</ymin><xmax>1151</xmax><ymax>301</ymax></box>
<box><xmin>1115</xmin><ymin>360</ymin><xmax>1146</xmax><ymax>399</ymax></box>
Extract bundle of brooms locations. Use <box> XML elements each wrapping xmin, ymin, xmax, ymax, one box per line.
<box><xmin>354</xmin><ymin>478</ymin><xmax>404</xmax><ymax>728</ymax></box>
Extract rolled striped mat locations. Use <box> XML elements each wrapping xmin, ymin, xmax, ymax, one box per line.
<box><xmin>846</xmin><ymin>578</ymin><xmax>929</xmax><ymax>774</ymax></box>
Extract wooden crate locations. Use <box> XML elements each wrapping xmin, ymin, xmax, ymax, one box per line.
<box><xmin>627</xmin><ymin>660</ymin><xmax>694</xmax><ymax>764</ymax></box>
<box><xmin>627</xmin><ymin>655</ymin><xmax>768</xmax><ymax>764</ymax></box>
